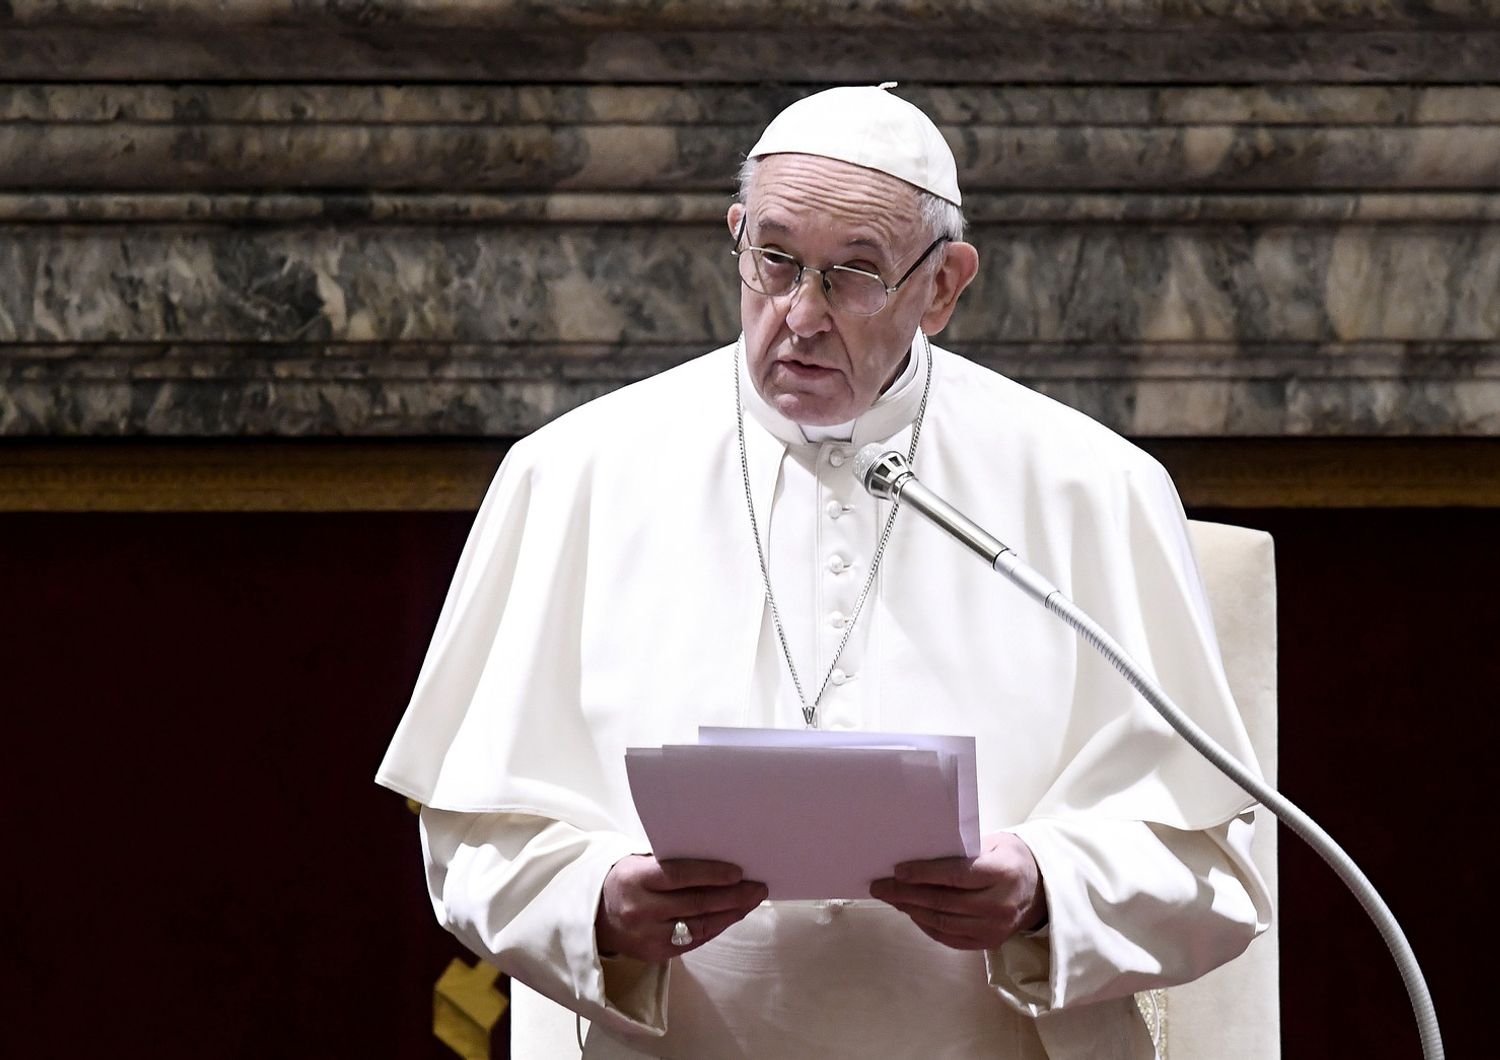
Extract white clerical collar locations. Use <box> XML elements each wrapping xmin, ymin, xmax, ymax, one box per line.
<box><xmin>738</xmin><ymin>333</ymin><xmax>929</xmax><ymax>448</ymax></box>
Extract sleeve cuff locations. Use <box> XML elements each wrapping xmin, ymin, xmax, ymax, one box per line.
<box><xmin>985</xmin><ymin>929</ymin><xmax>1054</xmax><ymax>1017</ymax></box>
<box><xmin>983</xmin><ymin>823</ymin><xmax>1064</xmax><ymax>1016</ymax></box>
<box><xmin>574</xmin><ymin>833</ymin><xmax>671</xmax><ymax>1033</ymax></box>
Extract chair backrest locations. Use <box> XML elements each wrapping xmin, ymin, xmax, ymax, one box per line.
<box><xmin>1140</xmin><ymin>520</ymin><xmax>1279</xmax><ymax>1060</ymax></box>
<box><xmin>512</xmin><ymin>520</ymin><xmax>1282</xmax><ymax>1060</ymax></box>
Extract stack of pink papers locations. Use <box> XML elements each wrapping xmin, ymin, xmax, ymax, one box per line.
<box><xmin>625</xmin><ymin>727</ymin><xmax>979</xmax><ymax>899</ymax></box>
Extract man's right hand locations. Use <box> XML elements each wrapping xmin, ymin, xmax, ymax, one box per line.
<box><xmin>596</xmin><ymin>855</ymin><xmax>768</xmax><ymax>962</ymax></box>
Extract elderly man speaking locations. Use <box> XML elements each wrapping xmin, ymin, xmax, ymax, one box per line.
<box><xmin>378</xmin><ymin>86</ymin><xmax>1270</xmax><ymax>1059</ymax></box>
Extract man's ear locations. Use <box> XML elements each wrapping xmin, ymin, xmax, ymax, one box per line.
<box><xmin>727</xmin><ymin>202</ymin><xmax>744</xmax><ymax>240</ymax></box>
<box><xmin>919</xmin><ymin>241</ymin><xmax>980</xmax><ymax>337</ymax></box>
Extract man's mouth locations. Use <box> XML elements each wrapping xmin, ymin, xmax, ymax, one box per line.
<box><xmin>777</xmin><ymin>357</ymin><xmax>836</xmax><ymax>377</ymax></box>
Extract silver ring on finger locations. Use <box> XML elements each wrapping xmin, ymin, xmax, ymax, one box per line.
<box><xmin>670</xmin><ymin>919</ymin><xmax>693</xmax><ymax>947</ymax></box>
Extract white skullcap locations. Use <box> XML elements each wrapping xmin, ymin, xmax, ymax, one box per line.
<box><xmin>747</xmin><ymin>83</ymin><xmax>960</xmax><ymax>206</ymax></box>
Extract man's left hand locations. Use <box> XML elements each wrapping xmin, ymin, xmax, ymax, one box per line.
<box><xmin>869</xmin><ymin>831</ymin><xmax>1047</xmax><ymax>951</ymax></box>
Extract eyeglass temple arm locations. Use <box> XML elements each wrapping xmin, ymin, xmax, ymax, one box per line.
<box><xmin>888</xmin><ymin>237</ymin><xmax>950</xmax><ymax>291</ymax></box>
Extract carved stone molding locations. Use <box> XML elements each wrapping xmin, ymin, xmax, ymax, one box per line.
<box><xmin>7</xmin><ymin>84</ymin><xmax>1500</xmax><ymax>193</ymax></box>
<box><xmin>3</xmin><ymin>4</ymin><xmax>1499</xmax><ymax>438</ymax></box>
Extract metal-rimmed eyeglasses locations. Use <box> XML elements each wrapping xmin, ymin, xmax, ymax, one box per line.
<box><xmin>731</xmin><ymin>215</ymin><xmax>948</xmax><ymax>317</ymax></box>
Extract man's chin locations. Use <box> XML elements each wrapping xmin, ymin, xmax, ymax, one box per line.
<box><xmin>771</xmin><ymin>392</ymin><xmax>855</xmax><ymax>427</ymax></box>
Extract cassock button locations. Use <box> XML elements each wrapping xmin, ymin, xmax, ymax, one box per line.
<box><xmin>829</xmin><ymin>451</ymin><xmax>846</xmax><ymax>468</ymax></box>
<box><xmin>825</xmin><ymin>500</ymin><xmax>846</xmax><ymax>520</ymax></box>
<box><xmin>831</xmin><ymin>668</ymin><xmax>851</xmax><ymax>686</ymax></box>
<box><xmin>828</xmin><ymin>555</ymin><xmax>847</xmax><ymax>573</ymax></box>
<box><xmin>828</xmin><ymin>611</ymin><xmax>847</xmax><ymax>629</ymax></box>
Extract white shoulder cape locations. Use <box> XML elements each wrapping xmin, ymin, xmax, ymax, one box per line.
<box><xmin>377</xmin><ymin>343</ymin><xmax>1260</xmax><ymax>837</ymax></box>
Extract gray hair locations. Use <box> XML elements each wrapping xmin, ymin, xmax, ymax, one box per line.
<box><xmin>736</xmin><ymin>156</ymin><xmax>967</xmax><ymax>246</ymax></box>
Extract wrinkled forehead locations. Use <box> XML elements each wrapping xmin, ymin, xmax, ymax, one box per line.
<box><xmin>745</xmin><ymin>154</ymin><xmax>925</xmax><ymax>248</ymax></box>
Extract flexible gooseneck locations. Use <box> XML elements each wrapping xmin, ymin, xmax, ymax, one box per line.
<box><xmin>852</xmin><ymin>445</ymin><xmax>1443</xmax><ymax>1060</ymax></box>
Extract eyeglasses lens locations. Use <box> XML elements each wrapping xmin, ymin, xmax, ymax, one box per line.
<box><xmin>827</xmin><ymin>271</ymin><xmax>887</xmax><ymax>315</ymax></box>
<box><xmin>737</xmin><ymin>249</ymin><xmax>887</xmax><ymax>316</ymax></box>
<box><xmin>740</xmin><ymin>249</ymin><xmax>797</xmax><ymax>296</ymax></box>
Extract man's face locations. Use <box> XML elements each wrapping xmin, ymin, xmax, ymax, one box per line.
<box><xmin>729</xmin><ymin>154</ymin><xmax>965</xmax><ymax>427</ymax></box>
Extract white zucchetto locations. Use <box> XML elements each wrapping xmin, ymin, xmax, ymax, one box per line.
<box><xmin>747</xmin><ymin>84</ymin><xmax>961</xmax><ymax>206</ymax></box>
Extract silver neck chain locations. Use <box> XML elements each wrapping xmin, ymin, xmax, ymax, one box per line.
<box><xmin>735</xmin><ymin>334</ymin><xmax>933</xmax><ymax>728</ymax></box>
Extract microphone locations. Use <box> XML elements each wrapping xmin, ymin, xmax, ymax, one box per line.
<box><xmin>850</xmin><ymin>444</ymin><xmax>1444</xmax><ymax>1060</ymax></box>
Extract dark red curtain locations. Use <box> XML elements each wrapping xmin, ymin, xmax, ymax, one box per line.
<box><xmin>1</xmin><ymin>507</ymin><xmax>1489</xmax><ymax>1058</ymax></box>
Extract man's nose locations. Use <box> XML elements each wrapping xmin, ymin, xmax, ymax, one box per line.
<box><xmin>785</xmin><ymin>267</ymin><xmax>834</xmax><ymax>336</ymax></box>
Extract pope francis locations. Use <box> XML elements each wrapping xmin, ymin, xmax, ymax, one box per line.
<box><xmin>377</xmin><ymin>85</ymin><xmax>1272</xmax><ymax>1059</ymax></box>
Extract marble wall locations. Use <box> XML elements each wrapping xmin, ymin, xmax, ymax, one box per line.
<box><xmin>3</xmin><ymin>2</ymin><xmax>1499</xmax><ymax>437</ymax></box>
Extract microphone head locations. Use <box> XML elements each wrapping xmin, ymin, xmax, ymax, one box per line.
<box><xmin>853</xmin><ymin>444</ymin><xmax>911</xmax><ymax>499</ymax></box>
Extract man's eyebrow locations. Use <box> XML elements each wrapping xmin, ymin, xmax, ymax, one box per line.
<box><xmin>752</xmin><ymin>218</ymin><xmax>793</xmax><ymax>238</ymax></box>
<box><xmin>750</xmin><ymin>217</ymin><xmax>893</xmax><ymax>261</ymax></box>
<box><xmin>844</xmin><ymin>235</ymin><xmax>889</xmax><ymax>256</ymax></box>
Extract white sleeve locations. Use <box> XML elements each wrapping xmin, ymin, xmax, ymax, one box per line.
<box><xmin>419</xmin><ymin>807</ymin><xmax>670</xmax><ymax>1038</ymax></box>
<box><xmin>986</xmin><ymin>812</ymin><xmax>1271</xmax><ymax>1014</ymax></box>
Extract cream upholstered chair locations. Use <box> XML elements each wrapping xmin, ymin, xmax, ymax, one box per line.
<box><xmin>1139</xmin><ymin>520</ymin><xmax>1280</xmax><ymax>1060</ymax></box>
<box><xmin>509</xmin><ymin>520</ymin><xmax>1280</xmax><ymax>1059</ymax></box>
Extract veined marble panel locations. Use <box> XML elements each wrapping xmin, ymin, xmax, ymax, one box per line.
<box><xmin>10</xmin><ymin>83</ymin><xmax>1500</xmax><ymax>125</ymax></box>
<box><xmin>4</xmin><ymin>28</ymin><xmax>1500</xmax><ymax>82</ymax></box>
<box><xmin>0</xmin><ymin>225</ymin><xmax>742</xmax><ymax>346</ymax></box>
<box><xmin>11</xmin><ymin>191</ymin><xmax>1500</xmax><ymax>226</ymax></box>
<box><xmin>3</xmin><ymin>218</ymin><xmax>1498</xmax><ymax>437</ymax></box>
<box><xmin>4</xmin><ymin>12</ymin><xmax>1500</xmax><ymax>440</ymax></box>
<box><xmin>6</xmin><ymin>0</ymin><xmax>1500</xmax><ymax>31</ymax></box>
<box><xmin>3</xmin><ymin>342</ymin><xmax>1498</xmax><ymax>438</ymax></box>
<box><xmin>5</xmin><ymin>223</ymin><xmax>1498</xmax><ymax>347</ymax></box>
<box><xmin>8</xmin><ymin>84</ymin><xmax>1500</xmax><ymax>193</ymax></box>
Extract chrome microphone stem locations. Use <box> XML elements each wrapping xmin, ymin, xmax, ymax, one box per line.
<box><xmin>886</xmin><ymin>473</ymin><xmax>1064</xmax><ymax>608</ymax></box>
<box><xmin>887</xmin><ymin>475</ymin><xmax>1005</xmax><ymax>566</ymax></box>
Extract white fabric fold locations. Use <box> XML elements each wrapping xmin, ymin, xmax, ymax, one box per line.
<box><xmin>992</xmin><ymin>813</ymin><xmax>1269</xmax><ymax>1013</ymax></box>
<box><xmin>378</xmin><ymin>341</ymin><xmax>1260</xmax><ymax>834</ymax></box>
<box><xmin>422</xmin><ymin>809</ymin><xmax>667</xmax><ymax>1038</ymax></box>
<box><xmin>381</xmin><ymin>340</ymin><xmax>1271</xmax><ymax>1058</ymax></box>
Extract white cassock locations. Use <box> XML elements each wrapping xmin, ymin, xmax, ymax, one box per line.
<box><xmin>377</xmin><ymin>335</ymin><xmax>1273</xmax><ymax>1060</ymax></box>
